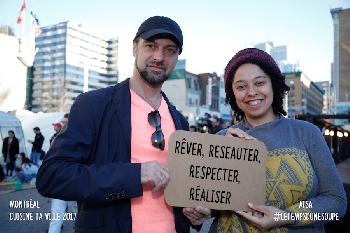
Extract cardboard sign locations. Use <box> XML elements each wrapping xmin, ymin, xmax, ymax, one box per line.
<box><xmin>164</xmin><ymin>130</ymin><xmax>267</xmax><ymax>211</ymax></box>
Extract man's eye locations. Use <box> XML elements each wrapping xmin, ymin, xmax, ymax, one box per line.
<box><xmin>165</xmin><ymin>48</ymin><xmax>176</xmax><ymax>55</ymax></box>
<box><xmin>145</xmin><ymin>44</ymin><xmax>154</xmax><ymax>48</ymax></box>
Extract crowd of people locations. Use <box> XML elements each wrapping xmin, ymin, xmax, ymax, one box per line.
<box><xmin>189</xmin><ymin>113</ymin><xmax>228</xmax><ymax>134</ymax></box>
<box><xmin>1</xmin><ymin>113</ymin><xmax>69</xmax><ymax>184</ymax></box>
<box><xmin>1</xmin><ymin>130</ymin><xmax>38</xmax><ymax>183</ymax></box>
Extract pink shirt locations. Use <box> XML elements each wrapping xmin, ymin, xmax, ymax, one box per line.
<box><xmin>130</xmin><ymin>89</ymin><xmax>177</xmax><ymax>233</ymax></box>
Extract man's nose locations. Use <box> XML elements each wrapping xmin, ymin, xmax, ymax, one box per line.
<box><xmin>152</xmin><ymin>48</ymin><xmax>165</xmax><ymax>62</ymax></box>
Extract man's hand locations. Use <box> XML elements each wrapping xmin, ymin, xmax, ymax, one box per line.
<box><xmin>183</xmin><ymin>206</ymin><xmax>211</xmax><ymax>225</ymax></box>
<box><xmin>141</xmin><ymin>161</ymin><xmax>170</xmax><ymax>192</ymax></box>
<box><xmin>236</xmin><ymin>203</ymin><xmax>293</xmax><ymax>230</ymax></box>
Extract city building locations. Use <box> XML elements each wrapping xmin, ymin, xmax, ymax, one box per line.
<box><xmin>162</xmin><ymin>60</ymin><xmax>231</xmax><ymax>124</ymax></box>
<box><xmin>30</xmin><ymin>21</ymin><xmax>118</xmax><ymax>113</ymax></box>
<box><xmin>285</xmin><ymin>71</ymin><xmax>324</xmax><ymax>116</ymax></box>
<box><xmin>219</xmin><ymin>74</ymin><xmax>232</xmax><ymax>121</ymax></box>
<box><xmin>254</xmin><ymin>41</ymin><xmax>299</xmax><ymax>73</ymax></box>
<box><xmin>331</xmin><ymin>8</ymin><xmax>350</xmax><ymax>129</ymax></box>
<box><xmin>271</xmin><ymin>45</ymin><xmax>287</xmax><ymax>62</ymax></box>
<box><xmin>334</xmin><ymin>102</ymin><xmax>350</xmax><ymax>130</ymax></box>
<box><xmin>197</xmin><ymin>72</ymin><xmax>220</xmax><ymax>113</ymax></box>
<box><xmin>162</xmin><ymin>60</ymin><xmax>201</xmax><ymax>124</ymax></box>
<box><xmin>315</xmin><ymin>81</ymin><xmax>336</xmax><ymax>114</ymax></box>
<box><xmin>330</xmin><ymin>8</ymin><xmax>350</xmax><ymax>102</ymax></box>
<box><xmin>255</xmin><ymin>41</ymin><xmax>274</xmax><ymax>56</ymax></box>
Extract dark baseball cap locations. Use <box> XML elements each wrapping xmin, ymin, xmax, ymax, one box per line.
<box><xmin>134</xmin><ymin>16</ymin><xmax>183</xmax><ymax>54</ymax></box>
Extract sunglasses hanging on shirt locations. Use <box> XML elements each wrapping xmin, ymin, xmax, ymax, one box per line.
<box><xmin>148</xmin><ymin>110</ymin><xmax>165</xmax><ymax>150</ymax></box>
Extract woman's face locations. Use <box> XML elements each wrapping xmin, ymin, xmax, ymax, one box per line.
<box><xmin>232</xmin><ymin>63</ymin><xmax>275</xmax><ymax>126</ymax></box>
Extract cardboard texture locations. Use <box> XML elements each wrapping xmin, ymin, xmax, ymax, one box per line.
<box><xmin>164</xmin><ymin>130</ymin><xmax>267</xmax><ymax>211</ymax></box>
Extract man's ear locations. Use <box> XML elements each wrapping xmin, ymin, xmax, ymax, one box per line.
<box><xmin>133</xmin><ymin>41</ymin><xmax>137</xmax><ymax>57</ymax></box>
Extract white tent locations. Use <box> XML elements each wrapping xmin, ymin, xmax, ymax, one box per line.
<box><xmin>0</xmin><ymin>111</ymin><xmax>27</xmax><ymax>164</ymax></box>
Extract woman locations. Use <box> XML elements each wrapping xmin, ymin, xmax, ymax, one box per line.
<box><xmin>2</xmin><ymin>130</ymin><xmax>19</xmax><ymax>177</ymax></box>
<box><xmin>209</xmin><ymin>48</ymin><xmax>346</xmax><ymax>232</ymax></box>
<box><xmin>16</xmin><ymin>153</ymin><xmax>38</xmax><ymax>183</ymax></box>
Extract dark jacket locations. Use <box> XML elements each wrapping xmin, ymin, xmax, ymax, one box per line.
<box><xmin>49</xmin><ymin>132</ymin><xmax>60</xmax><ymax>146</ymax></box>
<box><xmin>2</xmin><ymin>137</ymin><xmax>19</xmax><ymax>163</ymax></box>
<box><xmin>36</xmin><ymin>79</ymin><xmax>195</xmax><ymax>233</ymax></box>
<box><xmin>31</xmin><ymin>133</ymin><xmax>44</xmax><ymax>152</ymax></box>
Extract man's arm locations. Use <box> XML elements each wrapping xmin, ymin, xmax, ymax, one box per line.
<box><xmin>36</xmin><ymin>92</ymin><xmax>142</xmax><ymax>203</ymax></box>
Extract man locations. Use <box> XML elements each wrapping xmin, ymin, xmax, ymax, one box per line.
<box><xmin>209</xmin><ymin>116</ymin><xmax>223</xmax><ymax>134</ymax></box>
<box><xmin>37</xmin><ymin>16</ymin><xmax>209</xmax><ymax>233</ymax></box>
<box><xmin>50</xmin><ymin>122</ymin><xmax>63</xmax><ymax>145</ymax></box>
<box><xmin>28</xmin><ymin>127</ymin><xmax>44</xmax><ymax>165</ymax></box>
<box><xmin>48</xmin><ymin>115</ymin><xmax>70</xmax><ymax>233</ymax></box>
<box><xmin>2</xmin><ymin>130</ymin><xmax>19</xmax><ymax>176</ymax></box>
<box><xmin>60</xmin><ymin>113</ymin><xmax>69</xmax><ymax>128</ymax></box>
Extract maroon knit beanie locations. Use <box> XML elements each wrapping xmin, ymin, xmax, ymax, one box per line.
<box><xmin>224</xmin><ymin>48</ymin><xmax>282</xmax><ymax>93</ymax></box>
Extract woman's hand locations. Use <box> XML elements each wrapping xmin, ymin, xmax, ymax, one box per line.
<box><xmin>183</xmin><ymin>206</ymin><xmax>211</xmax><ymax>225</ymax></box>
<box><xmin>225</xmin><ymin>128</ymin><xmax>255</xmax><ymax>140</ymax></box>
<box><xmin>236</xmin><ymin>203</ymin><xmax>293</xmax><ymax>230</ymax></box>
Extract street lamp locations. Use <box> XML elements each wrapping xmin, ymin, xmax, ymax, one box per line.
<box><xmin>337</xmin><ymin>131</ymin><xmax>343</xmax><ymax>162</ymax></box>
<box><xmin>325</xmin><ymin>129</ymin><xmax>330</xmax><ymax>136</ymax></box>
<box><xmin>324</xmin><ymin>129</ymin><xmax>334</xmax><ymax>157</ymax></box>
<box><xmin>329</xmin><ymin>130</ymin><xmax>334</xmax><ymax>157</ymax></box>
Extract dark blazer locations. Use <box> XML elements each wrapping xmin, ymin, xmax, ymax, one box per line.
<box><xmin>2</xmin><ymin>137</ymin><xmax>19</xmax><ymax>163</ymax></box>
<box><xmin>31</xmin><ymin>133</ymin><xmax>44</xmax><ymax>152</ymax></box>
<box><xmin>36</xmin><ymin>79</ymin><xmax>195</xmax><ymax>233</ymax></box>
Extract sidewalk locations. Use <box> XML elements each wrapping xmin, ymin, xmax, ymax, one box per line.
<box><xmin>0</xmin><ymin>187</ymin><xmax>76</xmax><ymax>233</ymax></box>
<box><xmin>0</xmin><ymin>186</ymin><xmax>212</xmax><ymax>233</ymax></box>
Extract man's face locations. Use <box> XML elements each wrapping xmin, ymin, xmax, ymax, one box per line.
<box><xmin>133</xmin><ymin>38</ymin><xmax>179</xmax><ymax>87</ymax></box>
<box><xmin>61</xmin><ymin>117</ymin><xmax>68</xmax><ymax>127</ymax></box>
<box><xmin>8</xmin><ymin>132</ymin><xmax>14</xmax><ymax>138</ymax></box>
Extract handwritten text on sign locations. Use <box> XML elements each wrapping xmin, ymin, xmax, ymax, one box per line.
<box><xmin>164</xmin><ymin>130</ymin><xmax>267</xmax><ymax>211</ymax></box>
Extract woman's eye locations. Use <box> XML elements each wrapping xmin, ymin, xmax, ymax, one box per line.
<box><xmin>256</xmin><ymin>81</ymin><xmax>265</xmax><ymax>86</ymax></box>
<box><xmin>236</xmin><ymin>85</ymin><xmax>246</xmax><ymax>90</ymax></box>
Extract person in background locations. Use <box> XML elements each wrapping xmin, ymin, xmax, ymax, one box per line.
<box><xmin>2</xmin><ymin>130</ymin><xmax>19</xmax><ymax>177</ymax></box>
<box><xmin>189</xmin><ymin>125</ymin><xmax>197</xmax><ymax>132</ymax></box>
<box><xmin>208</xmin><ymin>48</ymin><xmax>346</xmax><ymax>232</ymax></box>
<box><xmin>48</xmin><ymin>115</ymin><xmax>69</xmax><ymax>233</ymax></box>
<box><xmin>50</xmin><ymin>122</ymin><xmax>63</xmax><ymax>145</ymax></box>
<box><xmin>60</xmin><ymin>113</ymin><xmax>69</xmax><ymax>128</ymax></box>
<box><xmin>16</xmin><ymin>153</ymin><xmax>38</xmax><ymax>183</ymax></box>
<box><xmin>36</xmin><ymin>16</ymin><xmax>209</xmax><ymax>233</ymax></box>
<box><xmin>209</xmin><ymin>116</ymin><xmax>223</xmax><ymax>134</ymax></box>
<box><xmin>28</xmin><ymin>127</ymin><xmax>44</xmax><ymax>165</ymax></box>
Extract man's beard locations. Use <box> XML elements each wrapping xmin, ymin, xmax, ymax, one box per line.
<box><xmin>135</xmin><ymin>60</ymin><xmax>169</xmax><ymax>87</ymax></box>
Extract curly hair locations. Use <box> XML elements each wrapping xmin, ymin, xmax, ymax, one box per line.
<box><xmin>224</xmin><ymin>48</ymin><xmax>290</xmax><ymax>121</ymax></box>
